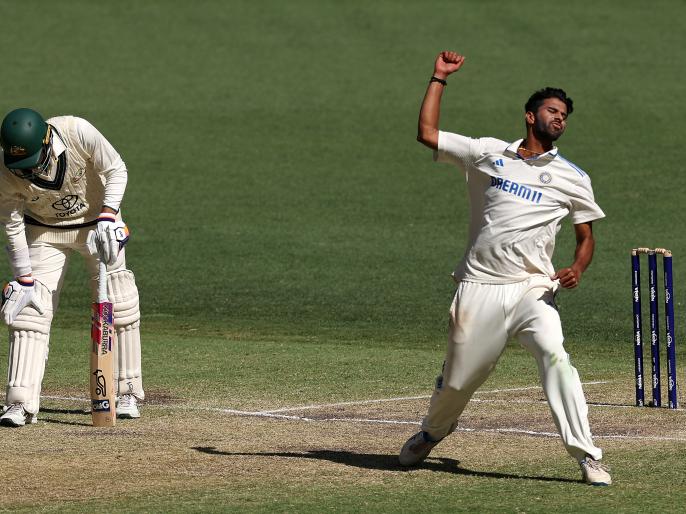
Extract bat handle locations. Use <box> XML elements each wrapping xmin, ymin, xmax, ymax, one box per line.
<box><xmin>98</xmin><ymin>261</ymin><xmax>108</xmax><ymax>303</ymax></box>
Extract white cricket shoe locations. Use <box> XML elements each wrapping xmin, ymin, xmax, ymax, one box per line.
<box><xmin>580</xmin><ymin>457</ymin><xmax>612</xmax><ymax>486</ymax></box>
<box><xmin>399</xmin><ymin>431</ymin><xmax>441</xmax><ymax>466</ymax></box>
<box><xmin>116</xmin><ymin>394</ymin><xmax>141</xmax><ymax>419</ymax></box>
<box><xmin>0</xmin><ymin>403</ymin><xmax>37</xmax><ymax>427</ymax></box>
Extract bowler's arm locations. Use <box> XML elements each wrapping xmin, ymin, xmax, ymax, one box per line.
<box><xmin>417</xmin><ymin>51</ymin><xmax>466</xmax><ymax>150</ymax></box>
<box><xmin>553</xmin><ymin>222</ymin><xmax>595</xmax><ymax>289</ymax></box>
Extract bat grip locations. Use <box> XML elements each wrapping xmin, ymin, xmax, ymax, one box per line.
<box><xmin>98</xmin><ymin>261</ymin><xmax>108</xmax><ymax>303</ymax></box>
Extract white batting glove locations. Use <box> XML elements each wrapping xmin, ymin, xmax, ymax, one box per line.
<box><xmin>1</xmin><ymin>277</ymin><xmax>44</xmax><ymax>325</ymax></box>
<box><xmin>87</xmin><ymin>213</ymin><xmax>130</xmax><ymax>265</ymax></box>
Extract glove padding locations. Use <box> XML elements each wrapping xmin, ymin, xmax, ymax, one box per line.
<box><xmin>1</xmin><ymin>278</ymin><xmax>45</xmax><ymax>325</ymax></box>
<box><xmin>87</xmin><ymin>213</ymin><xmax>130</xmax><ymax>266</ymax></box>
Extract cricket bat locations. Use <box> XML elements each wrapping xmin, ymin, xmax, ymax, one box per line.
<box><xmin>90</xmin><ymin>261</ymin><xmax>116</xmax><ymax>426</ymax></box>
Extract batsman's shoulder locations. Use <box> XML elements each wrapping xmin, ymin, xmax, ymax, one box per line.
<box><xmin>0</xmin><ymin>164</ymin><xmax>22</xmax><ymax>193</ymax></box>
<box><xmin>45</xmin><ymin>114</ymin><xmax>74</xmax><ymax>126</ymax></box>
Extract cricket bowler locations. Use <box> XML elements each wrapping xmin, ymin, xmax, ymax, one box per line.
<box><xmin>0</xmin><ymin>108</ymin><xmax>144</xmax><ymax>426</ymax></box>
<box><xmin>398</xmin><ymin>52</ymin><xmax>611</xmax><ymax>486</ymax></box>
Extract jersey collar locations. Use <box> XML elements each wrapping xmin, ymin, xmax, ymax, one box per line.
<box><xmin>505</xmin><ymin>139</ymin><xmax>558</xmax><ymax>163</ymax></box>
<box><xmin>50</xmin><ymin>126</ymin><xmax>67</xmax><ymax>158</ymax></box>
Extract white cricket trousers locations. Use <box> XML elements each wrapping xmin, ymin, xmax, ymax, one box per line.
<box><xmin>421</xmin><ymin>277</ymin><xmax>602</xmax><ymax>462</ymax></box>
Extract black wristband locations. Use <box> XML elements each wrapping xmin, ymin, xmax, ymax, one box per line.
<box><xmin>430</xmin><ymin>76</ymin><xmax>447</xmax><ymax>86</ymax></box>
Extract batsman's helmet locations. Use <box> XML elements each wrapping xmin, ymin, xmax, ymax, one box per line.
<box><xmin>0</xmin><ymin>108</ymin><xmax>49</xmax><ymax>170</ymax></box>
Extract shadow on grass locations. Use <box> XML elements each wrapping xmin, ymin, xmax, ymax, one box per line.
<box><xmin>36</xmin><ymin>407</ymin><xmax>92</xmax><ymax>426</ymax></box>
<box><xmin>40</xmin><ymin>418</ymin><xmax>92</xmax><ymax>426</ymax></box>
<box><xmin>586</xmin><ymin>401</ymin><xmax>635</xmax><ymax>408</ymax></box>
<box><xmin>41</xmin><ymin>407</ymin><xmax>90</xmax><ymax>416</ymax></box>
<box><xmin>192</xmin><ymin>447</ymin><xmax>580</xmax><ymax>484</ymax></box>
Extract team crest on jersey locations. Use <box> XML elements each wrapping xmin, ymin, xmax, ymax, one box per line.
<box><xmin>71</xmin><ymin>167</ymin><xmax>86</xmax><ymax>183</ymax></box>
<box><xmin>539</xmin><ymin>172</ymin><xmax>552</xmax><ymax>184</ymax></box>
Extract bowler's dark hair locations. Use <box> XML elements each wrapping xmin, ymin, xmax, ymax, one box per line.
<box><xmin>525</xmin><ymin>87</ymin><xmax>573</xmax><ymax>115</ymax></box>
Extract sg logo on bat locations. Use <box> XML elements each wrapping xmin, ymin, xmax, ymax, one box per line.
<box><xmin>92</xmin><ymin>399</ymin><xmax>111</xmax><ymax>412</ymax></box>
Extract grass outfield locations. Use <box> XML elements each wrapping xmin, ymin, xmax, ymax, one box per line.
<box><xmin>0</xmin><ymin>0</ymin><xmax>685</xmax><ymax>512</ymax></box>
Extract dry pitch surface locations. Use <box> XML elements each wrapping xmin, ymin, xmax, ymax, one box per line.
<box><xmin>2</xmin><ymin>380</ymin><xmax>685</xmax><ymax>510</ymax></box>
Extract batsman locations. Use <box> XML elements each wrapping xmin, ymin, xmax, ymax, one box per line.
<box><xmin>0</xmin><ymin>108</ymin><xmax>144</xmax><ymax>427</ymax></box>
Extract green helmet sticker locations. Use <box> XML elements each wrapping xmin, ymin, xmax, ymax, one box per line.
<box><xmin>0</xmin><ymin>108</ymin><xmax>48</xmax><ymax>169</ymax></box>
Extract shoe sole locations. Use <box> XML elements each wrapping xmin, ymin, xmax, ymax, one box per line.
<box><xmin>399</xmin><ymin>449</ymin><xmax>435</xmax><ymax>467</ymax></box>
<box><xmin>399</xmin><ymin>456</ymin><xmax>427</xmax><ymax>467</ymax></box>
<box><xmin>0</xmin><ymin>417</ymin><xmax>37</xmax><ymax>426</ymax></box>
<box><xmin>0</xmin><ymin>418</ymin><xmax>25</xmax><ymax>427</ymax></box>
<box><xmin>116</xmin><ymin>412</ymin><xmax>140</xmax><ymax>419</ymax></box>
<box><xmin>399</xmin><ymin>438</ymin><xmax>439</xmax><ymax>466</ymax></box>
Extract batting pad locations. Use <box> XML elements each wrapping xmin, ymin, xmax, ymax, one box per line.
<box><xmin>5</xmin><ymin>281</ymin><xmax>53</xmax><ymax>414</ymax></box>
<box><xmin>5</xmin><ymin>330</ymin><xmax>49</xmax><ymax>414</ymax></box>
<box><xmin>114</xmin><ymin>324</ymin><xmax>144</xmax><ymax>399</ymax></box>
<box><xmin>107</xmin><ymin>269</ymin><xmax>144</xmax><ymax>399</ymax></box>
<box><xmin>107</xmin><ymin>269</ymin><xmax>140</xmax><ymax>327</ymax></box>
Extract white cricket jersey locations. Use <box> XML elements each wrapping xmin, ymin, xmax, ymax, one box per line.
<box><xmin>434</xmin><ymin>131</ymin><xmax>605</xmax><ymax>284</ymax></box>
<box><xmin>0</xmin><ymin>116</ymin><xmax>127</xmax><ymax>276</ymax></box>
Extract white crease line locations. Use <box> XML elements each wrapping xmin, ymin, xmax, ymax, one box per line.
<box><xmin>458</xmin><ymin>427</ymin><xmax>686</xmax><ymax>442</ymax></box>
<box><xmin>474</xmin><ymin>381</ymin><xmax>609</xmax><ymax>394</ymax></box>
<box><xmin>598</xmin><ymin>434</ymin><xmax>686</xmax><ymax>441</ymax></box>
<box><xmin>42</xmin><ymin>394</ymin><xmax>650</xmax><ymax>412</ymax></box>
<box><xmin>212</xmin><ymin>409</ymin><xmax>319</xmax><ymax>422</ymax></box>
<box><xmin>260</xmin><ymin>395</ymin><xmax>431</xmax><ymax>414</ymax></box>
<box><xmin>42</xmin><ymin>381</ymin><xmax>610</xmax><ymax>411</ymax></box>
<box><xmin>210</xmin><ymin>409</ymin><xmax>686</xmax><ymax>442</ymax></box>
<box><xmin>213</xmin><ymin>409</ymin><xmax>418</xmax><ymax>425</ymax></box>
<box><xmin>459</xmin><ymin>427</ymin><xmax>558</xmax><ymax>437</ymax></box>
<box><xmin>258</xmin><ymin>381</ymin><xmax>610</xmax><ymax>414</ymax></box>
<box><xmin>39</xmin><ymin>392</ymin><xmax>686</xmax><ymax>442</ymax></box>
<box><xmin>42</xmin><ymin>395</ymin><xmax>87</xmax><ymax>402</ymax></box>
<box><xmin>468</xmin><ymin>399</ymin><xmax>668</xmax><ymax>410</ymax></box>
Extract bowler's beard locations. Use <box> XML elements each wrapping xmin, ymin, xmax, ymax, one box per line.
<box><xmin>533</xmin><ymin>117</ymin><xmax>564</xmax><ymax>142</ymax></box>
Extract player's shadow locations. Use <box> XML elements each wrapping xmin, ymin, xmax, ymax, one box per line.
<box><xmin>586</xmin><ymin>401</ymin><xmax>635</xmax><ymax>408</ymax></box>
<box><xmin>41</xmin><ymin>407</ymin><xmax>89</xmax><ymax>415</ymax></box>
<box><xmin>192</xmin><ymin>447</ymin><xmax>579</xmax><ymax>484</ymax></box>
<box><xmin>38</xmin><ymin>407</ymin><xmax>92</xmax><ymax>427</ymax></box>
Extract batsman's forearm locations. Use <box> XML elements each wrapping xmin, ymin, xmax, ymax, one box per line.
<box><xmin>101</xmin><ymin>165</ymin><xmax>127</xmax><ymax>213</ymax></box>
<box><xmin>417</xmin><ymin>82</ymin><xmax>445</xmax><ymax>149</ymax></box>
<box><xmin>4</xmin><ymin>225</ymin><xmax>32</xmax><ymax>278</ymax></box>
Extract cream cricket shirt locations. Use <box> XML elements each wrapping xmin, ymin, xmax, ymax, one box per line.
<box><xmin>0</xmin><ymin>116</ymin><xmax>127</xmax><ymax>276</ymax></box>
<box><xmin>435</xmin><ymin>131</ymin><xmax>605</xmax><ymax>284</ymax></box>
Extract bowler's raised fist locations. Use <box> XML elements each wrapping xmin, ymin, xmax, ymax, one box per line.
<box><xmin>433</xmin><ymin>51</ymin><xmax>465</xmax><ymax>79</ymax></box>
